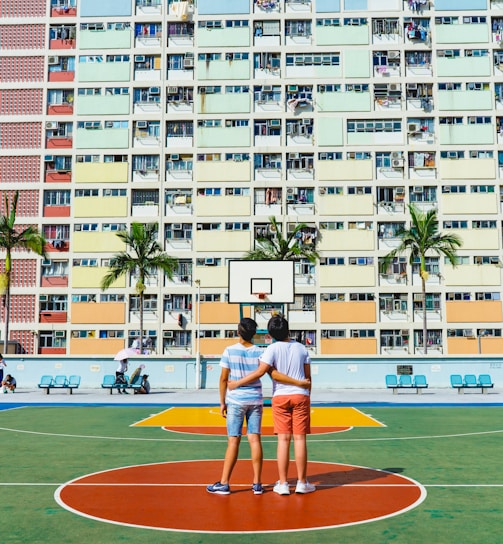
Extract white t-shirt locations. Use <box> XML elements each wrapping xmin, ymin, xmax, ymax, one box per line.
<box><xmin>259</xmin><ymin>340</ymin><xmax>310</xmax><ymax>397</ymax></box>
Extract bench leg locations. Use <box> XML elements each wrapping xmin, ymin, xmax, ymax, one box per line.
<box><xmin>46</xmin><ymin>388</ymin><xmax>50</xmax><ymax>395</ymax></box>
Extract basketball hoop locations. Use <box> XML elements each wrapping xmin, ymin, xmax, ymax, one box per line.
<box><xmin>254</xmin><ymin>292</ymin><xmax>267</xmax><ymax>300</ymax></box>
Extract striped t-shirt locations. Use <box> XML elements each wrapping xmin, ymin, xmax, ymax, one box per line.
<box><xmin>220</xmin><ymin>343</ymin><xmax>264</xmax><ymax>406</ymax></box>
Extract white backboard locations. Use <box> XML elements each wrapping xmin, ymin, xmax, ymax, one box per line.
<box><xmin>228</xmin><ymin>260</ymin><xmax>295</xmax><ymax>304</ymax></box>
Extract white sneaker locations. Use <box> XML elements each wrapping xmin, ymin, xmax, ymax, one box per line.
<box><xmin>295</xmin><ymin>480</ymin><xmax>316</xmax><ymax>494</ymax></box>
<box><xmin>273</xmin><ymin>481</ymin><xmax>290</xmax><ymax>495</ymax></box>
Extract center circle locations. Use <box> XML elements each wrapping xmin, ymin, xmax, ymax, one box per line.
<box><xmin>55</xmin><ymin>460</ymin><xmax>426</xmax><ymax>533</ymax></box>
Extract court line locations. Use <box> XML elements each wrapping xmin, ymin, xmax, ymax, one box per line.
<box><xmin>0</xmin><ymin>425</ymin><xmax>502</xmax><ymax>443</ymax></box>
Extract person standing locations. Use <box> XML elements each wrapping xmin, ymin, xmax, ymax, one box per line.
<box><xmin>207</xmin><ymin>318</ymin><xmax>307</xmax><ymax>496</ymax></box>
<box><xmin>229</xmin><ymin>315</ymin><xmax>315</xmax><ymax>495</ymax></box>
<box><xmin>0</xmin><ymin>354</ymin><xmax>6</xmax><ymax>384</ymax></box>
<box><xmin>115</xmin><ymin>358</ymin><xmax>129</xmax><ymax>394</ymax></box>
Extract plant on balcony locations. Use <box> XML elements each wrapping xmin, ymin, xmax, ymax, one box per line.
<box><xmin>244</xmin><ymin>216</ymin><xmax>319</xmax><ymax>262</ymax></box>
<box><xmin>380</xmin><ymin>204</ymin><xmax>462</xmax><ymax>354</ymax></box>
<box><xmin>0</xmin><ymin>191</ymin><xmax>46</xmax><ymax>353</ymax></box>
<box><xmin>101</xmin><ymin>222</ymin><xmax>178</xmax><ymax>353</ymax></box>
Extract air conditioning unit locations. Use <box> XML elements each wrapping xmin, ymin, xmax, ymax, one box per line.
<box><xmin>392</xmin><ymin>159</ymin><xmax>404</xmax><ymax>168</ymax></box>
<box><xmin>391</xmin><ymin>151</ymin><xmax>402</xmax><ymax>160</ymax></box>
<box><xmin>163</xmin><ymin>331</ymin><xmax>174</xmax><ymax>338</ymax></box>
<box><xmin>319</xmin><ymin>187</ymin><xmax>326</xmax><ymax>194</ymax></box>
<box><xmin>388</xmin><ymin>83</ymin><xmax>400</xmax><ymax>92</ymax></box>
<box><xmin>183</xmin><ymin>58</ymin><xmax>194</xmax><ymax>68</ymax></box>
<box><xmin>105</xmin><ymin>121</ymin><xmax>113</xmax><ymax>128</ymax></box>
<box><xmin>388</xmin><ymin>51</ymin><xmax>400</xmax><ymax>59</ymax></box>
<box><xmin>268</xmin><ymin>119</ymin><xmax>281</xmax><ymax>127</ymax></box>
<box><xmin>318</xmin><ymin>85</ymin><xmax>326</xmax><ymax>92</ymax></box>
<box><xmin>288</xmin><ymin>85</ymin><xmax>298</xmax><ymax>92</ymax></box>
<box><xmin>407</xmin><ymin>83</ymin><xmax>418</xmax><ymax>90</ymax></box>
<box><xmin>149</xmin><ymin>87</ymin><xmax>160</xmax><ymax>94</ymax></box>
<box><xmin>54</xmin><ymin>331</ymin><xmax>65</xmax><ymax>338</ymax></box>
<box><xmin>185</xmin><ymin>52</ymin><xmax>194</xmax><ymax>58</ymax></box>
<box><xmin>72</xmin><ymin>331</ymin><xmax>79</xmax><ymax>338</ymax></box>
<box><xmin>167</xmin><ymin>87</ymin><xmax>178</xmax><ymax>94</ymax></box>
<box><xmin>413</xmin><ymin>186</ymin><xmax>423</xmax><ymax>193</ymax></box>
<box><xmin>45</xmin><ymin>121</ymin><xmax>58</xmax><ymax>129</ymax></box>
<box><xmin>408</xmin><ymin>123</ymin><xmax>419</xmax><ymax>133</ymax></box>
<box><xmin>204</xmin><ymin>258</ymin><xmax>215</xmax><ymax>265</ymax></box>
<box><xmin>137</xmin><ymin>121</ymin><xmax>148</xmax><ymax>128</ymax></box>
<box><xmin>286</xmin><ymin>187</ymin><xmax>295</xmax><ymax>194</ymax></box>
<box><xmin>135</xmin><ymin>55</ymin><xmax>146</xmax><ymax>62</ymax></box>
<box><xmin>396</xmin><ymin>187</ymin><xmax>405</xmax><ymax>195</ymax></box>
<box><xmin>447</xmin><ymin>151</ymin><xmax>458</xmax><ymax>159</ymax></box>
<box><xmin>262</xmin><ymin>85</ymin><xmax>273</xmax><ymax>92</ymax></box>
<box><xmin>42</xmin><ymin>259</ymin><xmax>52</xmax><ymax>267</ymax></box>
<box><xmin>44</xmin><ymin>155</ymin><xmax>54</xmax><ymax>162</ymax></box>
<box><xmin>400</xmin><ymin>329</ymin><xmax>409</xmax><ymax>336</ymax></box>
<box><xmin>288</xmin><ymin>153</ymin><xmax>300</xmax><ymax>159</ymax></box>
<box><xmin>48</xmin><ymin>56</ymin><xmax>59</xmax><ymax>65</ymax></box>
<box><xmin>170</xmin><ymin>154</ymin><xmax>180</xmax><ymax>161</ymax></box>
<box><xmin>172</xmin><ymin>223</ymin><xmax>182</xmax><ymax>230</ymax></box>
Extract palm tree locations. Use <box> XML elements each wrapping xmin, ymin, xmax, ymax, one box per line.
<box><xmin>101</xmin><ymin>222</ymin><xmax>178</xmax><ymax>353</ymax></box>
<box><xmin>0</xmin><ymin>191</ymin><xmax>46</xmax><ymax>353</ymax></box>
<box><xmin>380</xmin><ymin>204</ymin><xmax>462</xmax><ymax>354</ymax></box>
<box><xmin>244</xmin><ymin>216</ymin><xmax>319</xmax><ymax>263</ymax></box>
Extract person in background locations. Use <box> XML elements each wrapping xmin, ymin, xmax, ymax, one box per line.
<box><xmin>2</xmin><ymin>374</ymin><xmax>16</xmax><ymax>393</ymax></box>
<box><xmin>137</xmin><ymin>374</ymin><xmax>150</xmax><ymax>394</ymax></box>
<box><xmin>0</xmin><ymin>354</ymin><xmax>6</xmax><ymax>384</ymax></box>
<box><xmin>115</xmin><ymin>358</ymin><xmax>129</xmax><ymax>394</ymax></box>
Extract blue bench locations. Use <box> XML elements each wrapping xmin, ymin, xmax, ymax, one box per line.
<box><xmin>386</xmin><ymin>374</ymin><xmax>428</xmax><ymax>394</ymax></box>
<box><xmin>101</xmin><ymin>374</ymin><xmax>142</xmax><ymax>394</ymax></box>
<box><xmin>38</xmin><ymin>375</ymin><xmax>80</xmax><ymax>394</ymax></box>
<box><xmin>451</xmin><ymin>374</ymin><xmax>494</xmax><ymax>394</ymax></box>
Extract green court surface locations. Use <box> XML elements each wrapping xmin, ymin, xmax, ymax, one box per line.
<box><xmin>0</xmin><ymin>404</ymin><xmax>501</xmax><ymax>544</ymax></box>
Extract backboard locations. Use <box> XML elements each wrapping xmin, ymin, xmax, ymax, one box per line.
<box><xmin>228</xmin><ymin>260</ymin><xmax>295</xmax><ymax>304</ymax></box>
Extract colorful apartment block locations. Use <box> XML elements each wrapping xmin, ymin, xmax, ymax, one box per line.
<box><xmin>2</xmin><ymin>0</ymin><xmax>503</xmax><ymax>357</ymax></box>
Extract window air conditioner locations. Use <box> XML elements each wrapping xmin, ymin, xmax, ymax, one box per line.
<box><xmin>413</xmin><ymin>186</ymin><xmax>423</xmax><ymax>193</ymax></box>
<box><xmin>407</xmin><ymin>83</ymin><xmax>418</xmax><ymax>90</ymax></box>
<box><xmin>149</xmin><ymin>87</ymin><xmax>160</xmax><ymax>94</ymax></box>
<box><xmin>388</xmin><ymin>83</ymin><xmax>399</xmax><ymax>92</ymax></box>
<box><xmin>167</xmin><ymin>87</ymin><xmax>178</xmax><ymax>94</ymax></box>
<box><xmin>319</xmin><ymin>187</ymin><xmax>326</xmax><ymax>194</ymax></box>
<box><xmin>391</xmin><ymin>151</ymin><xmax>402</xmax><ymax>160</ymax></box>
<box><xmin>163</xmin><ymin>331</ymin><xmax>174</xmax><ymax>338</ymax></box>
<box><xmin>288</xmin><ymin>153</ymin><xmax>300</xmax><ymax>159</ymax></box>
<box><xmin>388</xmin><ymin>51</ymin><xmax>400</xmax><ymax>59</ymax></box>
<box><xmin>137</xmin><ymin>121</ymin><xmax>148</xmax><ymax>128</ymax></box>
<box><xmin>172</xmin><ymin>223</ymin><xmax>182</xmax><ymax>230</ymax></box>
<box><xmin>45</xmin><ymin>121</ymin><xmax>58</xmax><ymax>129</ymax></box>
<box><xmin>408</xmin><ymin>123</ymin><xmax>419</xmax><ymax>133</ymax></box>
<box><xmin>400</xmin><ymin>329</ymin><xmax>409</xmax><ymax>336</ymax></box>
<box><xmin>262</xmin><ymin>85</ymin><xmax>273</xmax><ymax>92</ymax></box>
<box><xmin>183</xmin><ymin>58</ymin><xmax>194</xmax><ymax>68</ymax></box>
<box><xmin>392</xmin><ymin>159</ymin><xmax>404</xmax><ymax>167</ymax></box>
<box><xmin>170</xmin><ymin>154</ymin><xmax>180</xmax><ymax>160</ymax></box>
<box><xmin>48</xmin><ymin>56</ymin><xmax>59</xmax><ymax>65</ymax></box>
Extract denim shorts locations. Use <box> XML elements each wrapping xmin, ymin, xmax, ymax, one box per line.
<box><xmin>226</xmin><ymin>402</ymin><xmax>263</xmax><ymax>437</ymax></box>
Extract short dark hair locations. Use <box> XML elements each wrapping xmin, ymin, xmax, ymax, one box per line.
<box><xmin>267</xmin><ymin>315</ymin><xmax>289</xmax><ymax>341</ymax></box>
<box><xmin>237</xmin><ymin>318</ymin><xmax>258</xmax><ymax>342</ymax></box>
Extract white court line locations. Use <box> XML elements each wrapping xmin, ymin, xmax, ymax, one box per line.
<box><xmin>1</xmin><ymin>425</ymin><xmax>502</xmax><ymax>443</ymax></box>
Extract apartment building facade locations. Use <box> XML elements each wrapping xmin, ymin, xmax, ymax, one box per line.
<box><xmin>2</xmin><ymin>0</ymin><xmax>503</xmax><ymax>357</ymax></box>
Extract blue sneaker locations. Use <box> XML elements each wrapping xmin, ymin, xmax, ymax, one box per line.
<box><xmin>207</xmin><ymin>482</ymin><xmax>230</xmax><ymax>495</ymax></box>
<box><xmin>252</xmin><ymin>483</ymin><xmax>263</xmax><ymax>495</ymax></box>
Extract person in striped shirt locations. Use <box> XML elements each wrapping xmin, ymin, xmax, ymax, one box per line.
<box><xmin>207</xmin><ymin>317</ymin><xmax>308</xmax><ymax>495</ymax></box>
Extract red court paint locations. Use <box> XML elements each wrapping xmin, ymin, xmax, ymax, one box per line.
<box><xmin>56</xmin><ymin>460</ymin><xmax>426</xmax><ymax>533</ymax></box>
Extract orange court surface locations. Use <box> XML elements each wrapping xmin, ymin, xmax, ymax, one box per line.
<box><xmin>132</xmin><ymin>405</ymin><xmax>385</xmax><ymax>435</ymax></box>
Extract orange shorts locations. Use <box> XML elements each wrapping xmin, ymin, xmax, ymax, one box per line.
<box><xmin>272</xmin><ymin>394</ymin><xmax>311</xmax><ymax>435</ymax></box>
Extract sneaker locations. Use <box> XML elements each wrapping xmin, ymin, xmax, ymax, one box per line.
<box><xmin>252</xmin><ymin>483</ymin><xmax>263</xmax><ymax>495</ymax></box>
<box><xmin>207</xmin><ymin>482</ymin><xmax>230</xmax><ymax>495</ymax></box>
<box><xmin>295</xmin><ymin>480</ymin><xmax>316</xmax><ymax>494</ymax></box>
<box><xmin>273</xmin><ymin>481</ymin><xmax>290</xmax><ymax>496</ymax></box>
<box><xmin>122</xmin><ymin>390</ymin><xmax>129</xmax><ymax>394</ymax></box>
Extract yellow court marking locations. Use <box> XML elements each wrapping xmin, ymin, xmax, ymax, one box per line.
<box><xmin>132</xmin><ymin>407</ymin><xmax>384</xmax><ymax>428</ymax></box>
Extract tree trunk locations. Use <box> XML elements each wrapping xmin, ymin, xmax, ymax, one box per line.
<box><xmin>139</xmin><ymin>291</ymin><xmax>144</xmax><ymax>356</ymax></box>
<box><xmin>421</xmin><ymin>276</ymin><xmax>427</xmax><ymax>355</ymax></box>
<box><xmin>3</xmin><ymin>254</ymin><xmax>11</xmax><ymax>354</ymax></box>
